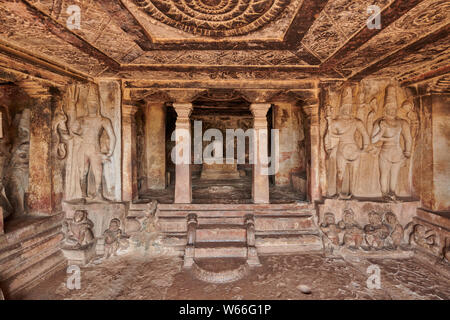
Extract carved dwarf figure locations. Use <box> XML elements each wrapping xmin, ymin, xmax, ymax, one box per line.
<box><xmin>70</xmin><ymin>85</ymin><xmax>116</xmax><ymax>202</ymax></box>
<box><xmin>103</xmin><ymin>218</ymin><xmax>128</xmax><ymax>258</ymax></box>
<box><xmin>363</xmin><ymin>211</ymin><xmax>389</xmax><ymax>249</ymax></box>
<box><xmin>372</xmin><ymin>85</ymin><xmax>412</xmax><ymax>202</ymax></box>
<box><xmin>325</xmin><ymin>86</ymin><xmax>370</xmax><ymax>199</ymax></box>
<box><xmin>320</xmin><ymin>212</ymin><xmax>341</xmax><ymax>252</ymax></box>
<box><xmin>383</xmin><ymin>211</ymin><xmax>404</xmax><ymax>249</ymax></box>
<box><xmin>338</xmin><ymin>209</ymin><xmax>364</xmax><ymax>249</ymax></box>
<box><xmin>409</xmin><ymin>224</ymin><xmax>438</xmax><ymax>252</ymax></box>
<box><xmin>65</xmin><ymin>210</ymin><xmax>95</xmax><ymax>248</ymax></box>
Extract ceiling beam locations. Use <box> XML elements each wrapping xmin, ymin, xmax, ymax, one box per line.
<box><xmin>284</xmin><ymin>0</ymin><xmax>329</xmax><ymax>47</ymax></box>
<box><xmin>97</xmin><ymin>0</ymin><xmax>154</xmax><ymax>50</ymax></box>
<box><xmin>350</xmin><ymin>23</ymin><xmax>450</xmax><ymax>80</ymax></box>
<box><xmin>400</xmin><ymin>65</ymin><xmax>450</xmax><ymax>87</ymax></box>
<box><xmin>121</xmin><ymin>64</ymin><xmax>320</xmax><ymax>73</ymax></box>
<box><xmin>0</xmin><ymin>65</ymin><xmax>61</xmax><ymax>87</ymax></box>
<box><xmin>123</xmin><ymin>79</ymin><xmax>319</xmax><ymax>90</ymax></box>
<box><xmin>320</xmin><ymin>0</ymin><xmax>426</xmax><ymax>71</ymax></box>
<box><xmin>0</xmin><ymin>39</ymin><xmax>90</xmax><ymax>83</ymax></box>
<box><xmin>19</xmin><ymin>0</ymin><xmax>120</xmax><ymax>72</ymax></box>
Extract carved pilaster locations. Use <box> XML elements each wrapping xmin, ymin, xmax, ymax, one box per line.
<box><xmin>250</xmin><ymin>103</ymin><xmax>271</xmax><ymax>204</ymax></box>
<box><xmin>173</xmin><ymin>103</ymin><xmax>193</xmax><ymax>204</ymax></box>
<box><xmin>303</xmin><ymin>102</ymin><xmax>322</xmax><ymax>203</ymax></box>
<box><xmin>29</xmin><ymin>94</ymin><xmax>54</xmax><ymax>214</ymax></box>
<box><xmin>122</xmin><ymin>103</ymin><xmax>138</xmax><ymax>202</ymax></box>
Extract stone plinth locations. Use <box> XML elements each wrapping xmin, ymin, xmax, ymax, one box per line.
<box><xmin>200</xmin><ymin>161</ymin><xmax>240</xmax><ymax>180</ymax></box>
<box><xmin>317</xmin><ymin>199</ymin><xmax>420</xmax><ymax>227</ymax></box>
<box><xmin>62</xmin><ymin>241</ymin><xmax>97</xmax><ymax>266</ymax></box>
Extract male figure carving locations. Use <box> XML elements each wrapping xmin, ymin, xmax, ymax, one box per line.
<box><xmin>325</xmin><ymin>86</ymin><xmax>370</xmax><ymax>199</ymax></box>
<box><xmin>372</xmin><ymin>85</ymin><xmax>412</xmax><ymax>202</ymax></box>
<box><xmin>71</xmin><ymin>86</ymin><xmax>116</xmax><ymax>202</ymax></box>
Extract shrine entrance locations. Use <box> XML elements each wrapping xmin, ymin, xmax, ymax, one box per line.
<box><xmin>139</xmin><ymin>90</ymin><xmax>307</xmax><ymax>204</ymax></box>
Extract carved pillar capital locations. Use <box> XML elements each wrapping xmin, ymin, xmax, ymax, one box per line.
<box><xmin>173</xmin><ymin>103</ymin><xmax>193</xmax><ymax>123</ymax></box>
<box><xmin>250</xmin><ymin>103</ymin><xmax>271</xmax><ymax>128</ymax></box>
<box><xmin>122</xmin><ymin>103</ymin><xmax>138</xmax><ymax>117</ymax></box>
<box><xmin>302</xmin><ymin>104</ymin><xmax>320</xmax><ymax>125</ymax></box>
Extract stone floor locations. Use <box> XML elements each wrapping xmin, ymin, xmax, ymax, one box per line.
<box><xmin>140</xmin><ymin>177</ymin><xmax>303</xmax><ymax>204</ymax></box>
<box><xmin>20</xmin><ymin>253</ymin><xmax>450</xmax><ymax>300</ymax></box>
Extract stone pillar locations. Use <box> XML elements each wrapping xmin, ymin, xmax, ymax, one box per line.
<box><xmin>304</xmin><ymin>103</ymin><xmax>321</xmax><ymax>203</ymax></box>
<box><xmin>27</xmin><ymin>93</ymin><xmax>53</xmax><ymax>215</ymax></box>
<box><xmin>417</xmin><ymin>87</ymin><xmax>450</xmax><ymax>212</ymax></box>
<box><xmin>250</xmin><ymin>103</ymin><xmax>271</xmax><ymax>204</ymax></box>
<box><xmin>122</xmin><ymin>103</ymin><xmax>138</xmax><ymax>202</ymax></box>
<box><xmin>145</xmin><ymin>102</ymin><xmax>166</xmax><ymax>190</ymax></box>
<box><xmin>273</xmin><ymin>102</ymin><xmax>304</xmax><ymax>186</ymax></box>
<box><xmin>173</xmin><ymin>103</ymin><xmax>193</xmax><ymax>204</ymax></box>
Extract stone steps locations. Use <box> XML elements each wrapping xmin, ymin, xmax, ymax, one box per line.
<box><xmin>0</xmin><ymin>213</ymin><xmax>66</xmax><ymax>298</ymax></box>
<box><xmin>194</xmin><ymin>241</ymin><xmax>248</xmax><ymax>258</ymax></box>
<box><xmin>196</xmin><ymin>224</ymin><xmax>246</xmax><ymax>242</ymax></box>
<box><xmin>158</xmin><ymin>202</ymin><xmax>322</xmax><ymax>258</ymax></box>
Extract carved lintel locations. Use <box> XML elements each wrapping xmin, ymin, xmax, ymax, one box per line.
<box><xmin>165</xmin><ymin>89</ymin><xmax>206</xmax><ymax>103</ymax></box>
<box><xmin>240</xmin><ymin>90</ymin><xmax>281</xmax><ymax>104</ymax></box>
<box><xmin>131</xmin><ymin>90</ymin><xmax>172</xmax><ymax>103</ymax></box>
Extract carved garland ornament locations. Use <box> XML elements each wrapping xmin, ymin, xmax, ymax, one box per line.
<box><xmin>133</xmin><ymin>0</ymin><xmax>290</xmax><ymax>37</ymax></box>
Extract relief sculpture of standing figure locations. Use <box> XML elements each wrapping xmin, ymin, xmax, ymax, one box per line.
<box><xmin>325</xmin><ymin>86</ymin><xmax>370</xmax><ymax>199</ymax></box>
<box><xmin>70</xmin><ymin>85</ymin><xmax>116</xmax><ymax>202</ymax></box>
<box><xmin>372</xmin><ymin>85</ymin><xmax>412</xmax><ymax>202</ymax></box>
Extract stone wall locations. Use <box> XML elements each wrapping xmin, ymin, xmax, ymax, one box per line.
<box><xmin>272</xmin><ymin>102</ymin><xmax>306</xmax><ymax>187</ymax></box>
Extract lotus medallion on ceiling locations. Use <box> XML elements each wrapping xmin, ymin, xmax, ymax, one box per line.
<box><xmin>132</xmin><ymin>0</ymin><xmax>291</xmax><ymax>37</ymax></box>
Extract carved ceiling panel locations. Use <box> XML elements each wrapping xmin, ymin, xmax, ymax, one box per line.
<box><xmin>130</xmin><ymin>0</ymin><xmax>292</xmax><ymax>38</ymax></box>
<box><xmin>0</xmin><ymin>1</ymin><xmax>110</xmax><ymax>76</ymax></box>
<box><xmin>131</xmin><ymin>50</ymin><xmax>308</xmax><ymax>65</ymax></box>
<box><xmin>322</xmin><ymin>0</ymin><xmax>391</xmax><ymax>38</ymax></box>
<box><xmin>371</xmin><ymin>34</ymin><xmax>450</xmax><ymax>81</ymax></box>
<box><xmin>336</xmin><ymin>0</ymin><xmax>449</xmax><ymax>75</ymax></box>
<box><xmin>26</xmin><ymin>0</ymin><xmax>144</xmax><ymax>63</ymax></box>
<box><xmin>301</xmin><ymin>0</ymin><xmax>393</xmax><ymax>61</ymax></box>
<box><xmin>0</xmin><ymin>0</ymin><xmax>446</xmax><ymax>84</ymax></box>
